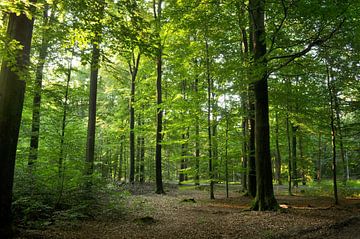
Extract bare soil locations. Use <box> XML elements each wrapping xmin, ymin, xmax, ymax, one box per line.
<box><xmin>16</xmin><ymin>184</ymin><xmax>360</xmax><ymax>239</ymax></box>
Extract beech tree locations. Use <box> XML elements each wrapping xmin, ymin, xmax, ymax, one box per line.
<box><xmin>0</xmin><ymin>1</ymin><xmax>36</xmax><ymax>236</ymax></box>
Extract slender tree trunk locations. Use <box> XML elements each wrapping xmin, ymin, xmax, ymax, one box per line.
<box><xmin>205</xmin><ymin>38</ymin><xmax>215</xmax><ymax>200</ymax></box>
<box><xmin>129</xmin><ymin>52</ymin><xmax>141</xmax><ymax>183</ymax></box>
<box><xmin>0</xmin><ymin>5</ymin><xmax>35</xmax><ymax>237</ymax></box>
<box><xmin>194</xmin><ymin>78</ymin><xmax>200</xmax><ymax>186</ymax></box>
<box><xmin>286</xmin><ymin>115</ymin><xmax>292</xmax><ymax>195</ymax></box>
<box><xmin>154</xmin><ymin>0</ymin><xmax>165</xmax><ymax>194</ymax></box>
<box><xmin>292</xmin><ymin>124</ymin><xmax>298</xmax><ymax>187</ymax></box>
<box><xmin>299</xmin><ymin>131</ymin><xmax>306</xmax><ymax>185</ymax></box>
<box><xmin>327</xmin><ymin>66</ymin><xmax>338</xmax><ymax>205</ymax></box>
<box><xmin>56</xmin><ymin>55</ymin><xmax>72</xmax><ymax>207</ymax></box>
<box><xmin>249</xmin><ymin>0</ymin><xmax>277</xmax><ymax>210</ymax></box>
<box><xmin>317</xmin><ymin>132</ymin><xmax>322</xmax><ymax>181</ymax></box>
<box><xmin>275</xmin><ymin>110</ymin><xmax>282</xmax><ymax>185</ymax></box>
<box><xmin>29</xmin><ymin>5</ymin><xmax>53</xmax><ymax>166</ymax></box>
<box><xmin>140</xmin><ymin>132</ymin><xmax>145</xmax><ymax>183</ymax></box>
<box><xmin>333</xmin><ymin>87</ymin><xmax>346</xmax><ymax>184</ymax></box>
<box><xmin>118</xmin><ymin>135</ymin><xmax>124</xmax><ymax>182</ymax></box>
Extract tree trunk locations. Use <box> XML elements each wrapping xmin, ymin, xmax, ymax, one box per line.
<box><xmin>275</xmin><ymin>110</ymin><xmax>282</xmax><ymax>185</ymax></box>
<box><xmin>286</xmin><ymin>115</ymin><xmax>292</xmax><ymax>195</ymax></box>
<box><xmin>248</xmin><ymin>86</ymin><xmax>256</xmax><ymax>198</ymax></box>
<box><xmin>327</xmin><ymin>65</ymin><xmax>338</xmax><ymax>205</ymax></box>
<box><xmin>29</xmin><ymin>5</ymin><xmax>53</xmax><ymax>166</ymax></box>
<box><xmin>129</xmin><ymin>51</ymin><xmax>141</xmax><ymax>183</ymax></box>
<box><xmin>154</xmin><ymin>0</ymin><xmax>165</xmax><ymax>194</ymax></box>
<box><xmin>194</xmin><ymin>78</ymin><xmax>200</xmax><ymax>186</ymax></box>
<box><xmin>249</xmin><ymin>0</ymin><xmax>277</xmax><ymax>210</ymax></box>
<box><xmin>85</xmin><ymin>36</ymin><xmax>101</xmax><ymax>189</ymax></box>
<box><xmin>316</xmin><ymin>132</ymin><xmax>322</xmax><ymax>181</ymax></box>
<box><xmin>333</xmin><ymin>86</ymin><xmax>346</xmax><ymax>184</ymax></box>
<box><xmin>205</xmin><ymin>38</ymin><xmax>215</xmax><ymax>200</ymax></box>
<box><xmin>292</xmin><ymin>124</ymin><xmax>298</xmax><ymax>187</ymax></box>
<box><xmin>0</xmin><ymin>6</ymin><xmax>35</xmax><ymax>237</ymax></box>
<box><xmin>56</xmin><ymin>55</ymin><xmax>72</xmax><ymax>207</ymax></box>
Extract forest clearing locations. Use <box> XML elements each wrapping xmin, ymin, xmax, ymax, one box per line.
<box><xmin>15</xmin><ymin>183</ymin><xmax>360</xmax><ymax>239</ymax></box>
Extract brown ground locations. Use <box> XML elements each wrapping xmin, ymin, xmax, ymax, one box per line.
<box><xmin>16</xmin><ymin>184</ymin><xmax>360</xmax><ymax>239</ymax></box>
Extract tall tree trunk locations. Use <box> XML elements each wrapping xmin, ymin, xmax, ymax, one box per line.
<box><xmin>275</xmin><ymin>110</ymin><xmax>282</xmax><ymax>185</ymax></box>
<box><xmin>248</xmin><ymin>87</ymin><xmax>256</xmax><ymax>197</ymax></box>
<box><xmin>154</xmin><ymin>0</ymin><xmax>165</xmax><ymax>194</ymax></box>
<box><xmin>299</xmin><ymin>131</ymin><xmax>306</xmax><ymax>185</ymax></box>
<box><xmin>292</xmin><ymin>124</ymin><xmax>298</xmax><ymax>187</ymax></box>
<box><xmin>327</xmin><ymin>65</ymin><xmax>338</xmax><ymax>205</ymax></box>
<box><xmin>316</xmin><ymin>132</ymin><xmax>322</xmax><ymax>181</ymax></box>
<box><xmin>85</xmin><ymin>35</ymin><xmax>101</xmax><ymax>189</ymax></box>
<box><xmin>29</xmin><ymin>5</ymin><xmax>53</xmax><ymax>166</ymax></box>
<box><xmin>56</xmin><ymin>55</ymin><xmax>72</xmax><ymax>207</ymax></box>
<box><xmin>194</xmin><ymin>77</ymin><xmax>200</xmax><ymax>186</ymax></box>
<box><xmin>0</xmin><ymin>5</ymin><xmax>35</xmax><ymax>237</ymax></box>
<box><xmin>286</xmin><ymin>115</ymin><xmax>292</xmax><ymax>195</ymax></box>
<box><xmin>205</xmin><ymin>38</ymin><xmax>215</xmax><ymax>200</ymax></box>
<box><xmin>129</xmin><ymin>51</ymin><xmax>141</xmax><ymax>183</ymax></box>
<box><xmin>249</xmin><ymin>0</ymin><xmax>277</xmax><ymax>210</ymax></box>
<box><xmin>333</xmin><ymin>87</ymin><xmax>346</xmax><ymax>184</ymax></box>
<box><xmin>118</xmin><ymin>135</ymin><xmax>124</xmax><ymax>182</ymax></box>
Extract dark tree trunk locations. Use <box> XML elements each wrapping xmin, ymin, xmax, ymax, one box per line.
<box><xmin>248</xmin><ymin>86</ymin><xmax>256</xmax><ymax>198</ymax></box>
<box><xmin>0</xmin><ymin>6</ymin><xmax>35</xmax><ymax>237</ymax></box>
<box><xmin>247</xmin><ymin>15</ymin><xmax>256</xmax><ymax>198</ymax></box>
<box><xmin>316</xmin><ymin>133</ymin><xmax>322</xmax><ymax>181</ymax></box>
<box><xmin>28</xmin><ymin>6</ymin><xmax>52</xmax><ymax>166</ymax></box>
<box><xmin>85</xmin><ymin>37</ymin><xmax>101</xmax><ymax>188</ymax></box>
<box><xmin>129</xmin><ymin>52</ymin><xmax>141</xmax><ymax>183</ymax></box>
<box><xmin>56</xmin><ymin>55</ymin><xmax>72</xmax><ymax>207</ymax></box>
<box><xmin>286</xmin><ymin>115</ymin><xmax>292</xmax><ymax>195</ymax></box>
<box><xmin>154</xmin><ymin>0</ymin><xmax>165</xmax><ymax>194</ymax></box>
<box><xmin>205</xmin><ymin>38</ymin><xmax>215</xmax><ymax>200</ymax></box>
<box><xmin>249</xmin><ymin>0</ymin><xmax>277</xmax><ymax>211</ymax></box>
<box><xmin>327</xmin><ymin>66</ymin><xmax>338</xmax><ymax>205</ymax></box>
<box><xmin>118</xmin><ymin>135</ymin><xmax>124</xmax><ymax>182</ymax></box>
<box><xmin>275</xmin><ymin>111</ymin><xmax>282</xmax><ymax>185</ymax></box>
<box><xmin>194</xmin><ymin>78</ymin><xmax>200</xmax><ymax>186</ymax></box>
<box><xmin>292</xmin><ymin>124</ymin><xmax>298</xmax><ymax>187</ymax></box>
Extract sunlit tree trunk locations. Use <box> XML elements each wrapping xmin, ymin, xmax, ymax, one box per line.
<box><xmin>154</xmin><ymin>0</ymin><xmax>165</xmax><ymax>194</ymax></box>
<box><xmin>205</xmin><ymin>37</ymin><xmax>215</xmax><ymax>200</ymax></box>
<box><xmin>0</xmin><ymin>5</ymin><xmax>35</xmax><ymax>237</ymax></box>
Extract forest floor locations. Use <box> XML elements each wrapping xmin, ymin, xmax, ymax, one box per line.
<box><xmin>16</xmin><ymin>183</ymin><xmax>360</xmax><ymax>239</ymax></box>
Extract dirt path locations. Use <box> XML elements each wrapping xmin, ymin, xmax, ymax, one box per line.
<box><xmin>16</xmin><ymin>185</ymin><xmax>360</xmax><ymax>239</ymax></box>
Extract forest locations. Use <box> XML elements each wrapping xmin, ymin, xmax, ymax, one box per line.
<box><xmin>0</xmin><ymin>0</ymin><xmax>359</xmax><ymax>238</ymax></box>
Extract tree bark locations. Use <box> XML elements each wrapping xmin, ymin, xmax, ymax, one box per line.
<box><xmin>205</xmin><ymin>38</ymin><xmax>215</xmax><ymax>200</ymax></box>
<box><xmin>249</xmin><ymin>0</ymin><xmax>278</xmax><ymax>211</ymax></box>
<box><xmin>154</xmin><ymin>0</ymin><xmax>165</xmax><ymax>194</ymax></box>
<box><xmin>292</xmin><ymin>124</ymin><xmax>298</xmax><ymax>187</ymax></box>
<box><xmin>85</xmin><ymin>36</ymin><xmax>101</xmax><ymax>189</ymax></box>
<box><xmin>129</xmin><ymin>52</ymin><xmax>141</xmax><ymax>183</ymax></box>
<box><xmin>275</xmin><ymin>110</ymin><xmax>282</xmax><ymax>185</ymax></box>
<box><xmin>28</xmin><ymin>4</ymin><xmax>54</xmax><ymax>166</ymax></box>
<box><xmin>327</xmin><ymin>65</ymin><xmax>338</xmax><ymax>205</ymax></box>
<box><xmin>0</xmin><ymin>5</ymin><xmax>35</xmax><ymax>237</ymax></box>
<box><xmin>286</xmin><ymin>115</ymin><xmax>292</xmax><ymax>195</ymax></box>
